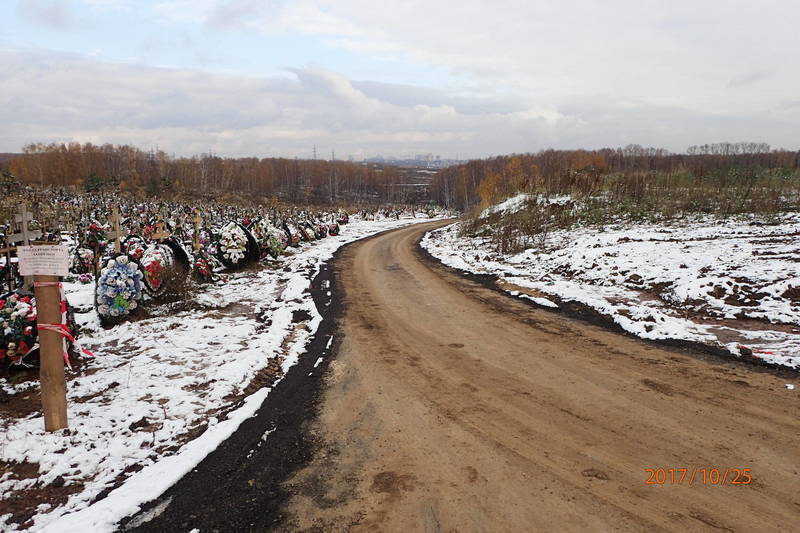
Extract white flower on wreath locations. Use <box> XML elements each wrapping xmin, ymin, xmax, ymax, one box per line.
<box><xmin>220</xmin><ymin>224</ymin><xmax>247</xmax><ymax>262</ymax></box>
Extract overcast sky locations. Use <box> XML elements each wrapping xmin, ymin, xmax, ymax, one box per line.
<box><xmin>1</xmin><ymin>0</ymin><xmax>798</xmax><ymax>159</ymax></box>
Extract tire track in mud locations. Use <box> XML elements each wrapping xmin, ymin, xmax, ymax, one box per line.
<box><xmin>121</xmin><ymin>221</ymin><xmax>798</xmax><ymax>533</ymax></box>
<box><xmin>279</xmin><ymin>221</ymin><xmax>799</xmax><ymax>533</ymax></box>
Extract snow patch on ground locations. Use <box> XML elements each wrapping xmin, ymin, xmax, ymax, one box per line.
<box><xmin>479</xmin><ymin>193</ymin><xmax>531</xmax><ymax>218</ymax></box>
<box><xmin>0</xmin><ymin>213</ymin><xmax>437</xmax><ymax>532</ymax></box>
<box><xmin>479</xmin><ymin>193</ymin><xmax>571</xmax><ymax>218</ymax></box>
<box><xmin>422</xmin><ymin>215</ymin><xmax>800</xmax><ymax>370</ymax></box>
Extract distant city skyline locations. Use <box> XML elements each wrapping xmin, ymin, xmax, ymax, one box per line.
<box><xmin>1</xmin><ymin>1</ymin><xmax>798</xmax><ymax>159</ymax></box>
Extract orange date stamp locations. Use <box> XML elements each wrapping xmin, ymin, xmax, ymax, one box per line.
<box><xmin>645</xmin><ymin>468</ymin><xmax>752</xmax><ymax>485</ymax></box>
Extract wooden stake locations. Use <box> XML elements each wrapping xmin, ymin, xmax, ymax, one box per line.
<box><xmin>108</xmin><ymin>207</ymin><xmax>125</xmax><ymax>253</ymax></box>
<box><xmin>93</xmin><ymin>244</ymin><xmax>100</xmax><ymax>277</ymax></box>
<box><xmin>36</xmin><ymin>274</ymin><xmax>68</xmax><ymax>431</ymax></box>
<box><xmin>192</xmin><ymin>211</ymin><xmax>202</xmax><ymax>253</ymax></box>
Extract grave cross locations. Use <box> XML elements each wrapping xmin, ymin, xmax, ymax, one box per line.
<box><xmin>106</xmin><ymin>207</ymin><xmax>127</xmax><ymax>253</ymax></box>
<box><xmin>192</xmin><ymin>210</ymin><xmax>202</xmax><ymax>253</ymax></box>
<box><xmin>8</xmin><ymin>205</ymin><xmax>43</xmax><ymax>289</ymax></box>
<box><xmin>64</xmin><ymin>211</ymin><xmax>75</xmax><ymax>235</ymax></box>
<box><xmin>152</xmin><ymin>215</ymin><xmax>171</xmax><ymax>242</ymax></box>
<box><xmin>9</xmin><ymin>205</ymin><xmax>43</xmax><ymax>246</ymax></box>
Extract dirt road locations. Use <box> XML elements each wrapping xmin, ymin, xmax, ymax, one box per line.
<box><xmin>281</xmin><ymin>221</ymin><xmax>798</xmax><ymax>532</ymax></box>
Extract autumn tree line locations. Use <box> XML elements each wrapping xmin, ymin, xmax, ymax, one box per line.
<box><xmin>430</xmin><ymin>144</ymin><xmax>800</xmax><ymax>211</ymax></box>
<box><xmin>3</xmin><ymin>142</ymin><xmax>799</xmax><ymax>214</ymax></box>
<box><xmin>2</xmin><ymin>142</ymin><xmax>414</xmax><ymax>205</ymax></box>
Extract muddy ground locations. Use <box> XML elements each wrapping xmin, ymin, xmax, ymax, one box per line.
<box><xmin>123</xmin><ymin>221</ymin><xmax>798</xmax><ymax>532</ymax></box>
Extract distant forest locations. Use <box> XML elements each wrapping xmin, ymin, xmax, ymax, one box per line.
<box><xmin>3</xmin><ymin>142</ymin><xmax>799</xmax><ymax>212</ymax></box>
<box><xmin>2</xmin><ymin>142</ymin><xmax>412</xmax><ymax>205</ymax></box>
<box><xmin>430</xmin><ymin>144</ymin><xmax>800</xmax><ymax>210</ymax></box>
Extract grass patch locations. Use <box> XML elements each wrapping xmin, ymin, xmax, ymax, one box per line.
<box><xmin>462</xmin><ymin>168</ymin><xmax>800</xmax><ymax>254</ymax></box>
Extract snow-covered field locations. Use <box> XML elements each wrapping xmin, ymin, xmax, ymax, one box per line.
<box><xmin>422</xmin><ymin>206</ymin><xmax>800</xmax><ymax>370</ymax></box>
<box><xmin>0</xmin><ymin>214</ymin><xmax>436</xmax><ymax>532</ymax></box>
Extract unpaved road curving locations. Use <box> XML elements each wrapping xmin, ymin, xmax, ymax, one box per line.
<box><xmin>280</xmin><ymin>220</ymin><xmax>798</xmax><ymax>532</ymax></box>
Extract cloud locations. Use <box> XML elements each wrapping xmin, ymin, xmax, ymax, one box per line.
<box><xmin>152</xmin><ymin>0</ymin><xmax>219</xmax><ymax>25</ymax></box>
<box><xmin>1</xmin><ymin>49</ymin><xmax>558</xmax><ymax>157</ymax></box>
<box><xmin>351</xmin><ymin>80</ymin><xmax>526</xmax><ymax>115</ymax></box>
<box><xmin>0</xmin><ymin>42</ymin><xmax>797</xmax><ymax>159</ymax></box>
<box><xmin>728</xmin><ymin>69</ymin><xmax>773</xmax><ymax>88</ymax></box>
<box><xmin>16</xmin><ymin>0</ymin><xmax>72</xmax><ymax>28</ymax></box>
<box><xmin>168</xmin><ymin>1</ymin><xmax>800</xmax><ymax>117</ymax></box>
<box><xmin>205</xmin><ymin>0</ymin><xmax>279</xmax><ymax>29</ymax></box>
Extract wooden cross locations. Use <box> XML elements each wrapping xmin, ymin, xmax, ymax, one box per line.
<box><xmin>64</xmin><ymin>211</ymin><xmax>75</xmax><ymax>235</ymax></box>
<box><xmin>152</xmin><ymin>215</ymin><xmax>171</xmax><ymax>241</ymax></box>
<box><xmin>9</xmin><ymin>205</ymin><xmax>43</xmax><ymax>246</ymax></box>
<box><xmin>106</xmin><ymin>207</ymin><xmax>127</xmax><ymax>253</ymax></box>
<box><xmin>42</xmin><ymin>206</ymin><xmax>58</xmax><ymax>236</ymax></box>
<box><xmin>7</xmin><ymin>205</ymin><xmax>44</xmax><ymax>290</ymax></box>
<box><xmin>192</xmin><ymin>210</ymin><xmax>202</xmax><ymax>252</ymax></box>
<box><xmin>37</xmin><ymin>208</ymin><xmax>49</xmax><ymax>235</ymax></box>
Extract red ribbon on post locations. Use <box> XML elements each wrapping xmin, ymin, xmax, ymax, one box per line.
<box><xmin>33</xmin><ymin>275</ymin><xmax>68</xmax><ymax>431</ymax></box>
<box><xmin>34</xmin><ymin>281</ymin><xmax>96</xmax><ymax>370</ymax></box>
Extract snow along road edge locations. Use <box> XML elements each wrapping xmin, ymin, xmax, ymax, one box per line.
<box><xmin>420</xmin><ymin>222</ymin><xmax>799</xmax><ymax>376</ymax></box>
<box><xmin>35</xmin><ymin>216</ymin><xmax>440</xmax><ymax>533</ymax></box>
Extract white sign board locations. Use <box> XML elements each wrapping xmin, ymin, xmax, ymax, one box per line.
<box><xmin>17</xmin><ymin>246</ymin><xmax>70</xmax><ymax>276</ymax></box>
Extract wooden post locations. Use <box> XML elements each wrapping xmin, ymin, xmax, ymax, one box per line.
<box><xmin>192</xmin><ymin>211</ymin><xmax>202</xmax><ymax>253</ymax></box>
<box><xmin>65</xmin><ymin>212</ymin><xmax>74</xmax><ymax>239</ymax></box>
<box><xmin>108</xmin><ymin>207</ymin><xmax>124</xmax><ymax>253</ymax></box>
<box><xmin>18</xmin><ymin>243</ymin><xmax>71</xmax><ymax>433</ymax></box>
<box><xmin>36</xmin><ymin>274</ymin><xmax>68</xmax><ymax>431</ymax></box>
<box><xmin>93</xmin><ymin>243</ymin><xmax>100</xmax><ymax>277</ymax></box>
